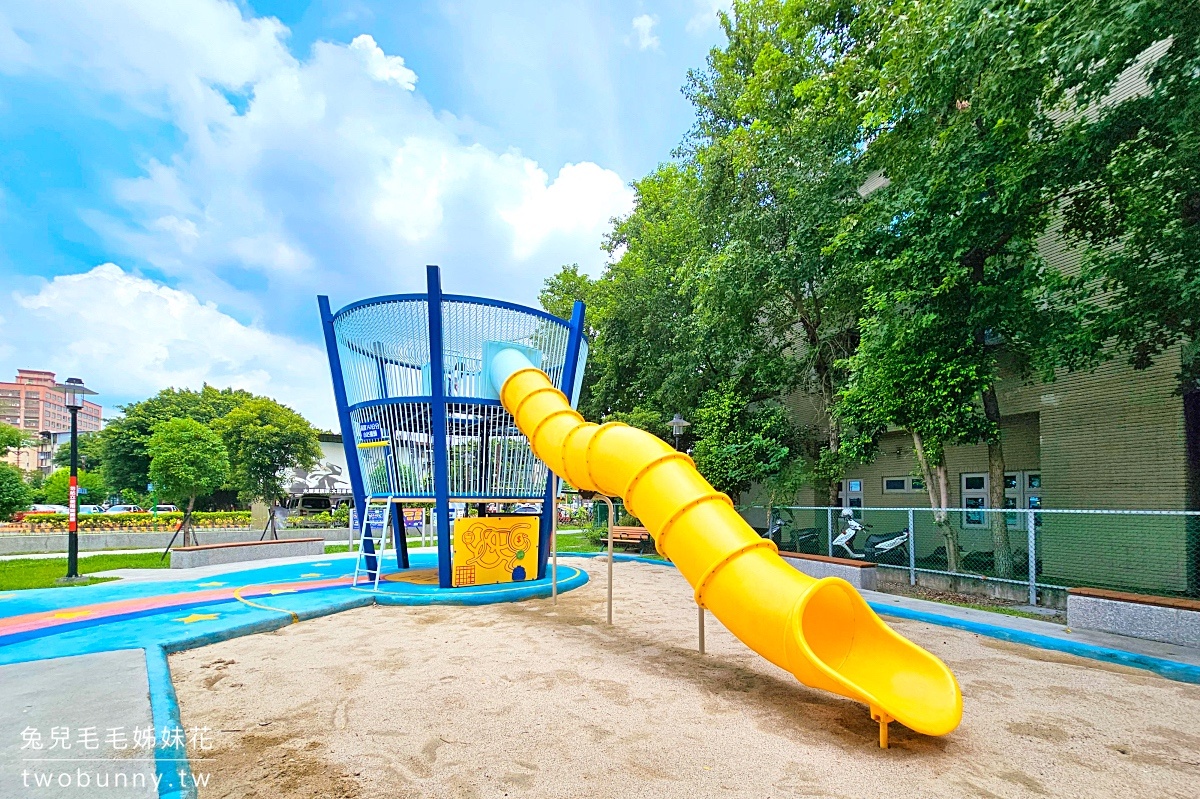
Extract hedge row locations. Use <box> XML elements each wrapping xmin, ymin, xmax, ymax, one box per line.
<box><xmin>17</xmin><ymin>511</ymin><xmax>252</xmax><ymax>532</ymax></box>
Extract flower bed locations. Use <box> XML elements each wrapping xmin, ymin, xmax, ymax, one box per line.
<box><xmin>11</xmin><ymin>511</ymin><xmax>252</xmax><ymax>532</ymax></box>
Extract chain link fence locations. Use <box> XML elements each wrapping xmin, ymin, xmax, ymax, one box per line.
<box><xmin>740</xmin><ymin>505</ymin><xmax>1200</xmax><ymax>603</ymax></box>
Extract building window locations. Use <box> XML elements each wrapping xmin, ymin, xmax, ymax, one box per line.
<box><xmin>883</xmin><ymin>476</ymin><xmax>924</xmax><ymax>493</ymax></box>
<box><xmin>961</xmin><ymin>473</ymin><xmax>989</xmax><ymax>527</ymax></box>
<box><xmin>962</xmin><ymin>471</ymin><xmax>1041</xmax><ymax>529</ymax></box>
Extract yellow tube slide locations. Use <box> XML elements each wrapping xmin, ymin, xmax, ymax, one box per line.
<box><xmin>489</xmin><ymin>348</ymin><xmax>962</xmax><ymax>741</ymax></box>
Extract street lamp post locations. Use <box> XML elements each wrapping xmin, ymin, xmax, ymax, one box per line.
<box><xmin>56</xmin><ymin>377</ymin><xmax>96</xmax><ymax>580</ymax></box>
<box><xmin>668</xmin><ymin>413</ymin><xmax>690</xmax><ymax>452</ymax></box>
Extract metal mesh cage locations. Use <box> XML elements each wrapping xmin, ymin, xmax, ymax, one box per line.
<box><xmin>328</xmin><ymin>291</ymin><xmax>582</xmax><ymax>501</ymax></box>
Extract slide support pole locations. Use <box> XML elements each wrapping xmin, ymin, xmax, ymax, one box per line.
<box><xmin>698</xmin><ymin>607</ymin><xmax>705</xmax><ymax>655</ymax></box>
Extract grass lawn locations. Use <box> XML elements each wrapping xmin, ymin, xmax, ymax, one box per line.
<box><xmin>0</xmin><ymin>552</ymin><xmax>170</xmax><ymax>591</ymax></box>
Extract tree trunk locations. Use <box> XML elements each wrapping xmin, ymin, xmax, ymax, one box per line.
<box><xmin>182</xmin><ymin>496</ymin><xmax>195</xmax><ymax>548</ymax></box>
<box><xmin>912</xmin><ymin>430</ymin><xmax>960</xmax><ymax>572</ymax></box>
<box><xmin>981</xmin><ymin>384</ymin><xmax>1014</xmax><ymax>578</ymax></box>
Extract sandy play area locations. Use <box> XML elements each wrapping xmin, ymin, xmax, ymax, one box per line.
<box><xmin>172</xmin><ymin>559</ymin><xmax>1200</xmax><ymax>799</ymax></box>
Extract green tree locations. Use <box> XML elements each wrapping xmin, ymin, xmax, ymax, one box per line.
<box><xmin>99</xmin><ymin>385</ymin><xmax>254</xmax><ymax>493</ymax></box>
<box><xmin>683</xmin><ymin>0</ymin><xmax>873</xmax><ymax>504</ymax></box>
<box><xmin>691</xmin><ymin>382</ymin><xmax>803</xmax><ymax>499</ymax></box>
<box><xmin>584</xmin><ymin>165</ymin><xmax>717</xmax><ymax>426</ymax></box>
<box><xmin>52</xmin><ymin>431</ymin><xmax>104</xmax><ymax>471</ymax></box>
<box><xmin>43</xmin><ymin>468</ymin><xmax>108</xmax><ymax>507</ymax></box>
<box><xmin>0</xmin><ymin>464</ymin><xmax>31</xmax><ymax>520</ymax></box>
<box><xmin>147</xmin><ymin>418</ymin><xmax>230</xmax><ymax>545</ymax></box>
<box><xmin>0</xmin><ymin>422</ymin><xmax>34</xmax><ymax>458</ymax></box>
<box><xmin>538</xmin><ymin>264</ymin><xmax>595</xmax><ymax>325</ymax></box>
<box><xmin>215</xmin><ymin>397</ymin><xmax>320</xmax><ymax>506</ymax></box>
<box><xmin>838</xmin><ymin>305</ymin><xmax>996</xmax><ymax>572</ymax></box>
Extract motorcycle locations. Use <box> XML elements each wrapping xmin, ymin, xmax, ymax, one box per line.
<box><xmin>762</xmin><ymin>516</ymin><xmax>821</xmax><ymax>553</ymax></box>
<box><xmin>832</xmin><ymin>508</ymin><xmax>909</xmax><ymax>565</ymax></box>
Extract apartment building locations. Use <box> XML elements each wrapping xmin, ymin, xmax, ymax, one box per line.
<box><xmin>0</xmin><ymin>369</ymin><xmax>102</xmax><ymax>473</ymax></box>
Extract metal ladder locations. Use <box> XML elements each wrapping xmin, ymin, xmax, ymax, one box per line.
<box><xmin>352</xmin><ymin>500</ymin><xmax>392</xmax><ymax>591</ymax></box>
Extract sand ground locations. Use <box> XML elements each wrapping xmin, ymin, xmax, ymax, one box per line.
<box><xmin>171</xmin><ymin>560</ymin><xmax>1200</xmax><ymax>799</ymax></box>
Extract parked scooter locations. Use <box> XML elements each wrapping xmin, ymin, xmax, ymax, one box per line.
<box><xmin>763</xmin><ymin>516</ymin><xmax>821</xmax><ymax>552</ymax></box>
<box><xmin>832</xmin><ymin>508</ymin><xmax>909</xmax><ymax>565</ymax></box>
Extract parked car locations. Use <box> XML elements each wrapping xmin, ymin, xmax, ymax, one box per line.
<box><xmin>78</xmin><ymin>504</ymin><xmax>104</xmax><ymax>515</ymax></box>
<box><xmin>511</xmin><ymin>503</ymin><xmax>541</xmax><ymax>515</ymax></box>
<box><xmin>151</xmin><ymin>504</ymin><xmax>179</xmax><ymax>513</ymax></box>
<box><xmin>12</xmin><ymin>504</ymin><xmax>70</xmax><ymax>521</ymax></box>
<box><xmin>283</xmin><ymin>493</ymin><xmax>333</xmax><ymax>516</ymax></box>
<box><xmin>103</xmin><ymin>504</ymin><xmax>146</xmax><ymax>514</ymax></box>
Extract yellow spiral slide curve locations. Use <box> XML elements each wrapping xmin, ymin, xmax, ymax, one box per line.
<box><xmin>489</xmin><ymin>347</ymin><xmax>962</xmax><ymax>743</ymax></box>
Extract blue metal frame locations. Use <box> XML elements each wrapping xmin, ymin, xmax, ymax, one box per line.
<box><xmin>348</xmin><ymin>396</ymin><xmax>503</xmax><ymax>413</ymax></box>
<box><xmin>331</xmin><ymin>292</ymin><xmax>428</xmax><ymax>317</ymax></box>
<box><xmin>318</xmin><ymin>296</ymin><xmax>367</xmax><ymax>516</ymax></box>
<box><xmin>441</xmin><ymin>292</ymin><xmax>570</xmax><ymax>326</ymax></box>
<box><xmin>322</xmin><ymin>273</ymin><xmax>588</xmax><ymax>588</ymax></box>
<box><xmin>425</xmin><ymin>265</ymin><xmax>454</xmax><ymax>588</ymax></box>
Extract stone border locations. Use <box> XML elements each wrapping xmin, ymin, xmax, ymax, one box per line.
<box><xmin>1067</xmin><ymin>587</ymin><xmax>1200</xmax><ymax>648</ymax></box>
<box><xmin>779</xmin><ymin>551</ymin><xmax>877</xmax><ymax>591</ymax></box>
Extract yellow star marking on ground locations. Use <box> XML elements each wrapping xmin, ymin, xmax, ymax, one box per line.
<box><xmin>268</xmin><ymin>588</ymin><xmax>297</xmax><ymax>595</ymax></box>
<box><xmin>299</xmin><ymin>573</ymin><xmax>322</xmax><ymax>578</ymax></box>
<box><xmin>52</xmin><ymin>610</ymin><xmax>93</xmax><ymax>619</ymax></box>
<box><xmin>175</xmin><ymin>613</ymin><xmax>219</xmax><ymax>624</ymax></box>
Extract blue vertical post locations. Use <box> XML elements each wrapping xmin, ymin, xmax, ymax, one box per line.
<box><xmin>318</xmin><ymin>296</ymin><xmax>366</xmax><ymax>520</ymax></box>
<box><xmin>426</xmin><ymin>265</ymin><xmax>454</xmax><ymax>587</ymax></box>
<box><xmin>536</xmin><ymin>300</ymin><xmax>586</xmax><ymax>579</ymax></box>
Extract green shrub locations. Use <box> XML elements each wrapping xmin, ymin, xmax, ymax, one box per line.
<box><xmin>19</xmin><ymin>510</ymin><xmax>251</xmax><ymax>531</ymax></box>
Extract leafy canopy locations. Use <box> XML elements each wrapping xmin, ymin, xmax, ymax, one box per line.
<box><xmin>147</xmin><ymin>419</ymin><xmax>230</xmax><ymax>508</ymax></box>
<box><xmin>42</xmin><ymin>468</ymin><xmax>108</xmax><ymax>507</ymax></box>
<box><xmin>215</xmin><ymin>398</ymin><xmax>320</xmax><ymax>503</ymax></box>
<box><xmin>0</xmin><ymin>464</ymin><xmax>31</xmax><ymax>520</ymax></box>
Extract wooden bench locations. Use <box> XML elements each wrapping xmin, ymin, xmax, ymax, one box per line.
<box><xmin>1067</xmin><ymin>586</ymin><xmax>1200</xmax><ymax>647</ymax></box>
<box><xmin>170</xmin><ymin>537</ymin><xmax>326</xmax><ymax>569</ymax></box>
<box><xmin>777</xmin><ymin>550</ymin><xmax>877</xmax><ymax>591</ymax></box>
<box><xmin>602</xmin><ymin>526</ymin><xmax>654</xmax><ymax>555</ymax></box>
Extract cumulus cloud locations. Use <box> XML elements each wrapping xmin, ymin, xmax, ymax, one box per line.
<box><xmin>8</xmin><ymin>265</ymin><xmax>337</xmax><ymax>427</ymax></box>
<box><xmin>630</xmin><ymin>15</ymin><xmax>660</xmax><ymax>51</ymax></box>
<box><xmin>0</xmin><ymin>0</ymin><xmax>634</xmax><ymax>326</ymax></box>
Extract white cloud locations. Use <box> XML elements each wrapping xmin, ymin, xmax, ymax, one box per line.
<box><xmin>348</xmin><ymin>33</ymin><xmax>416</xmax><ymax>88</ymax></box>
<box><xmin>686</xmin><ymin>0</ymin><xmax>730</xmax><ymax>35</ymax></box>
<box><xmin>0</xmin><ymin>0</ymin><xmax>634</xmax><ymax>324</ymax></box>
<box><xmin>631</xmin><ymin>14</ymin><xmax>660</xmax><ymax>51</ymax></box>
<box><xmin>9</xmin><ymin>265</ymin><xmax>337</xmax><ymax>428</ymax></box>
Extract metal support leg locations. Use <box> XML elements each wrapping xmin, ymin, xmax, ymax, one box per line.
<box><xmin>698</xmin><ymin>607</ymin><xmax>706</xmax><ymax>654</ymax></box>
<box><xmin>551</xmin><ymin>486</ymin><xmax>559</xmax><ymax>605</ymax></box>
<box><xmin>601</xmin><ymin>496</ymin><xmax>614</xmax><ymax>625</ymax></box>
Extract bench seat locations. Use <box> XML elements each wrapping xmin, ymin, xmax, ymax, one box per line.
<box><xmin>170</xmin><ymin>537</ymin><xmax>326</xmax><ymax>568</ymax></box>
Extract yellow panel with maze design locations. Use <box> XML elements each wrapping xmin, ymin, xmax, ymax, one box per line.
<box><xmin>452</xmin><ymin>516</ymin><xmax>539</xmax><ymax>587</ymax></box>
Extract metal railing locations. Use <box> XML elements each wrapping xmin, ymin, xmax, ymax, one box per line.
<box><xmin>739</xmin><ymin>505</ymin><xmax>1200</xmax><ymax>604</ymax></box>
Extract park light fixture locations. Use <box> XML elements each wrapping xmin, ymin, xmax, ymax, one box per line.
<box><xmin>668</xmin><ymin>412</ymin><xmax>690</xmax><ymax>452</ymax></box>
<box><xmin>55</xmin><ymin>377</ymin><xmax>96</xmax><ymax>580</ymax></box>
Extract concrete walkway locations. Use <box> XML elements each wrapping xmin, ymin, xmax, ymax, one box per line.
<box><xmin>0</xmin><ymin>650</ymin><xmax>158</xmax><ymax>798</ymax></box>
<box><xmin>863</xmin><ymin>586</ymin><xmax>1200</xmax><ymax>669</ymax></box>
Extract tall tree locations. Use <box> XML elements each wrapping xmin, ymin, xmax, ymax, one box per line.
<box><xmin>0</xmin><ymin>464</ymin><xmax>31</xmax><ymax>520</ymax></box>
<box><xmin>215</xmin><ymin>397</ymin><xmax>320</xmax><ymax>508</ymax></box>
<box><xmin>147</xmin><ymin>418</ymin><xmax>230</xmax><ymax>545</ymax></box>
<box><xmin>52</xmin><ymin>431</ymin><xmax>103</xmax><ymax>471</ymax></box>
<box><xmin>684</xmin><ymin>0</ymin><xmax>873</xmax><ymax>505</ymax></box>
<box><xmin>0</xmin><ymin>422</ymin><xmax>33</xmax><ymax>458</ymax></box>
<box><xmin>99</xmin><ymin>385</ymin><xmax>255</xmax><ymax>493</ymax></box>
<box><xmin>43</xmin><ymin>468</ymin><xmax>108</xmax><ymax>508</ymax></box>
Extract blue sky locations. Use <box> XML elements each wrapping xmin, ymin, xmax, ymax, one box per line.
<box><xmin>0</xmin><ymin>0</ymin><xmax>728</xmax><ymax>428</ymax></box>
